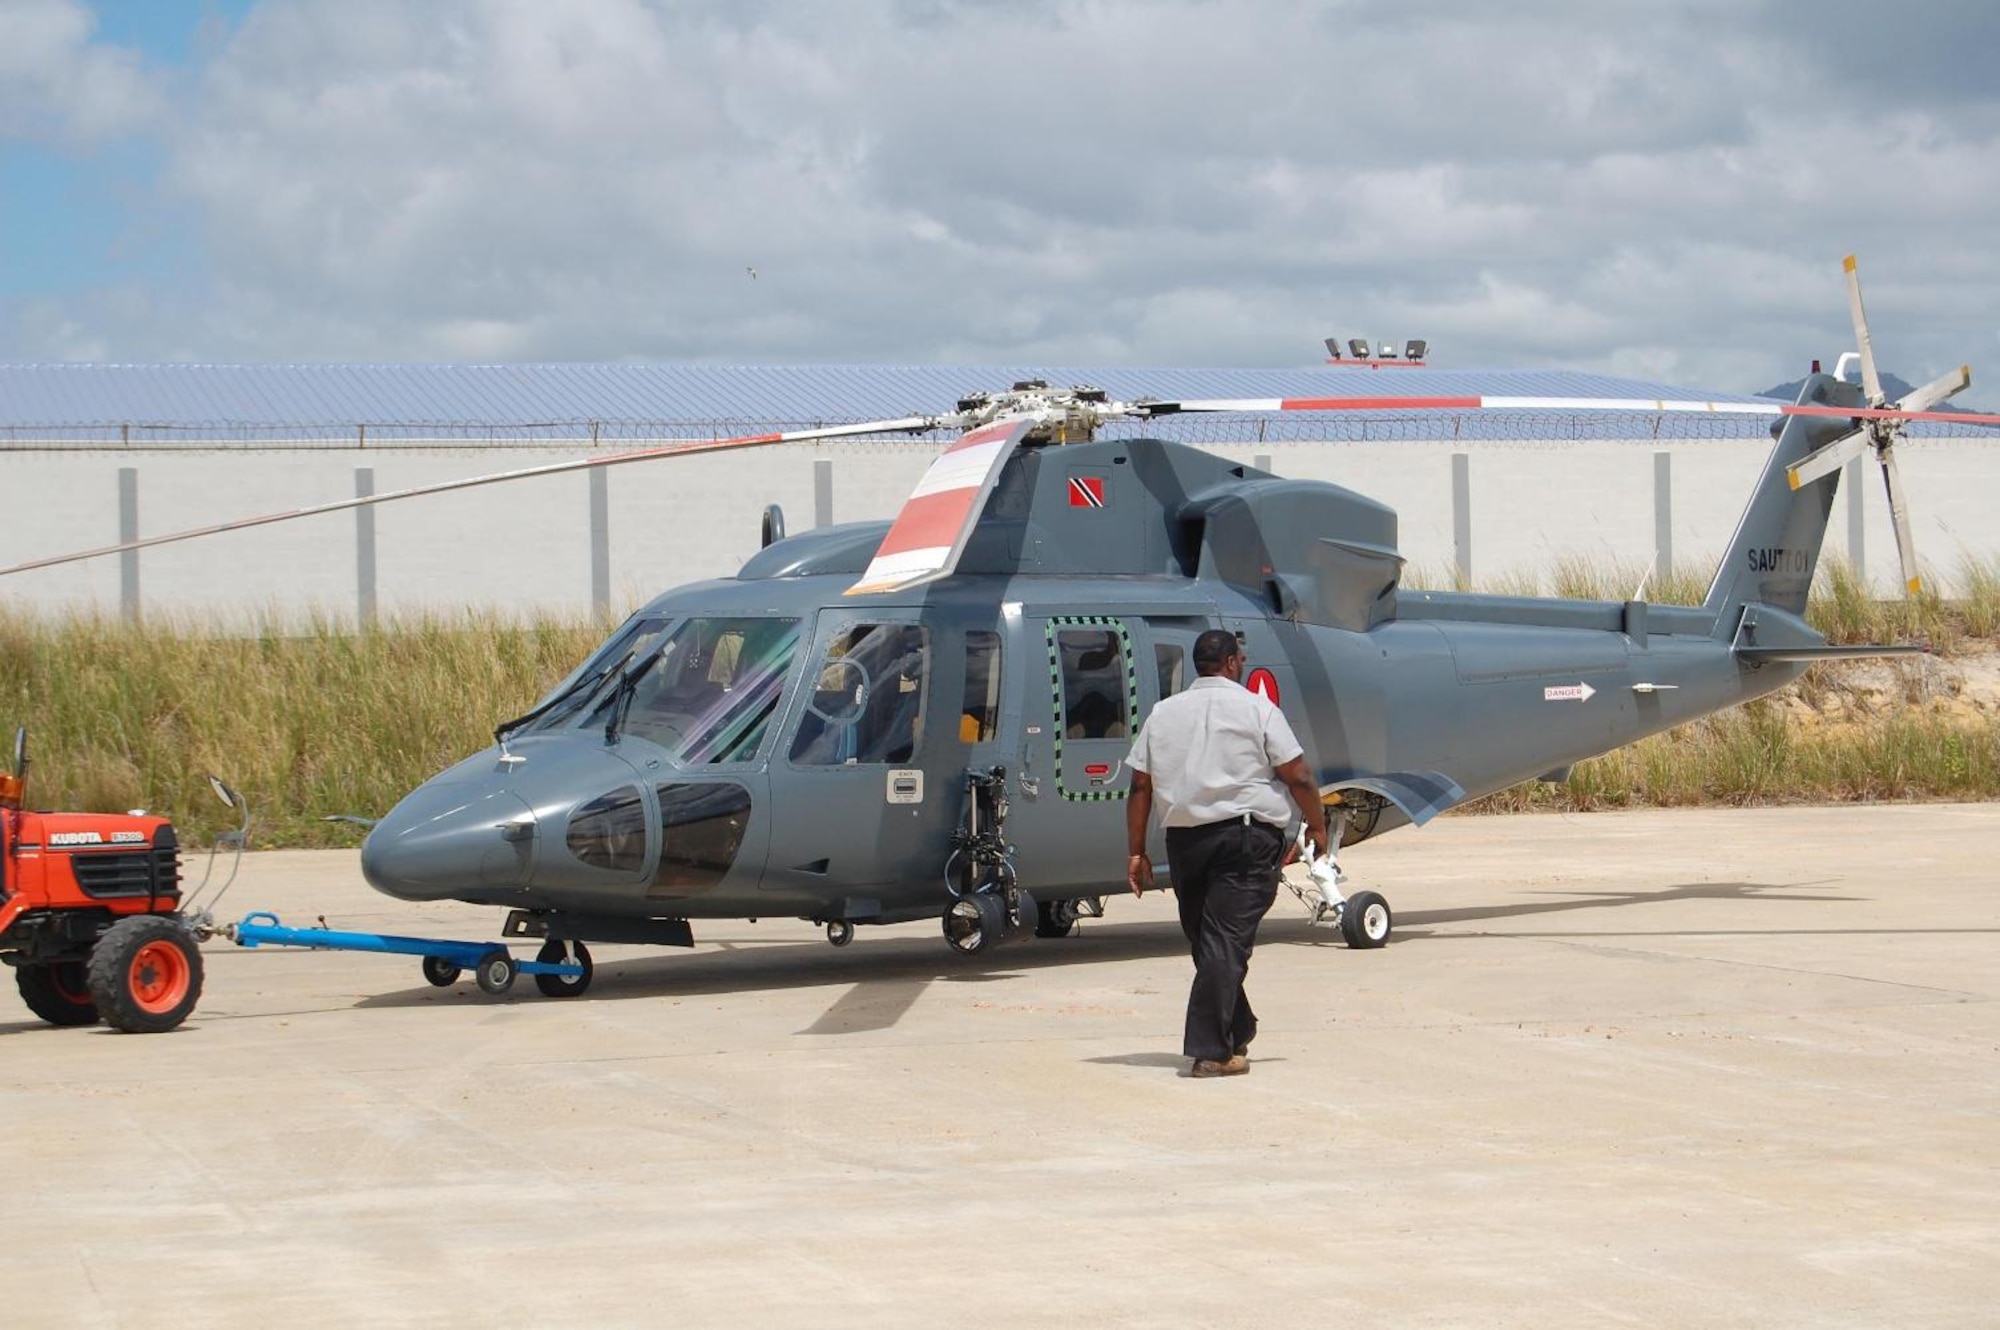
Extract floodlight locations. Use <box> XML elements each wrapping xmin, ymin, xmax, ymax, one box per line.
<box><xmin>1405</xmin><ymin>339</ymin><xmax>1428</xmax><ymax>361</ymax></box>
<box><xmin>1347</xmin><ymin>338</ymin><xmax>1370</xmax><ymax>359</ymax></box>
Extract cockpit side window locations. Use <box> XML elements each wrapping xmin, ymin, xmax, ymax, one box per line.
<box><xmin>790</xmin><ymin>623</ymin><xmax>929</xmax><ymax>766</ymax></box>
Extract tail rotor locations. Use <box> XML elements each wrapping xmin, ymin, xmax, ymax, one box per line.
<box><xmin>1784</xmin><ymin>254</ymin><xmax>1973</xmax><ymax>596</ymax></box>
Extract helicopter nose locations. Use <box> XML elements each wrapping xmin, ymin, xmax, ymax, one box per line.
<box><xmin>360</xmin><ymin>781</ymin><xmax>536</xmax><ymax>901</ymax></box>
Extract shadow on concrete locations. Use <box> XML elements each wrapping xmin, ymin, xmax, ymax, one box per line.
<box><xmin>340</xmin><ymin>919</ymin><xmax>1199</xmax><ymax>1028</ymax></box>
<box><xmin>1390</xmin><ymin>879</ymin><xmax>1851</xmax><ymax>932</ymax></box>
<box><xmin>1085</xmin><ymin>1051</ymin><xmax>1188</xmax><ymax>1069</ymax></box>
<box><xmin>187</xmin><ymin>877</ymin><xmax>1930</xmax><ymax>1033</ymax></box>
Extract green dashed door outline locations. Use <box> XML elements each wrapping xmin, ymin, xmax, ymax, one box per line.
<box><xmin>1044</xmin><ymin>615</ymin><xmax>1139</xmax><ymax>802</ymax></box>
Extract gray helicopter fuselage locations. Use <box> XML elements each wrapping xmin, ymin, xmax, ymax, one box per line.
<box><xmin>361</xmin><ymin>379</ymin><xmax>1860</xmax><ymax>938</ymax></box>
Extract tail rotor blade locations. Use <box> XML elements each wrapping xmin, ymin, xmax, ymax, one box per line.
<box><xmin>1786</xmin><ymin>427</ymin><xmax>1869</xmax><ymax>491</ymax></box>
<box><xmin>1879</xmin><ymin>445</ymin><xmax>1922</xmax><ymax>596</ymax></box>
<box><xmin>1896</xmin><ymin>363</ymin><xmax>1972</xmax><ymax>416</ymax></box>
<box><xmin>1843</xmin><ymin>254</ymin><xmax>1886</xmax><ymax>406</ymax></box>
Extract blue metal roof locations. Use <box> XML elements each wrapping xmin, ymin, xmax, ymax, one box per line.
<box><xmin>0</xmin><ymin>360</ymin><xmax>1965</xmax><ymax>444</ymax></box>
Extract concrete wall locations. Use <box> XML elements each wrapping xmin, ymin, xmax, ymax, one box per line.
<box><xmin>1</xmin><ymin>434</ymin><xmax>1992</xmax><ymax>623</ymax></box>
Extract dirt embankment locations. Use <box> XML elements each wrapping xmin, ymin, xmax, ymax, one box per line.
<box><xmin>1782</xmin><ymin>644</ymin><xmax>2000</xmax><ymax>731</ymax></box>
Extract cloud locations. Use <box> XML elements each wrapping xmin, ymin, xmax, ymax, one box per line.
<box><xmin>0</xmin><ymin>0</ymin><xmax>162</xmax><ymax>144</ymax></box>
<box><xmin>10</xmin><ymin>0</ymin><xmax>2000</xmax><ymax>395</ymax></box>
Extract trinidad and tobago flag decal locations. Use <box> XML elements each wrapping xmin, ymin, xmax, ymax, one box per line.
<box><xmin>1067</xmin><ymin>474</ymin><xmax>1107</xmax><ymax>509</ymax></box>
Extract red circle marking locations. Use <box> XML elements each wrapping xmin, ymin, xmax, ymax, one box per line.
<box><xmin>1246</xmin><ymin>668</ymin><xmax>1280</xmax><ymax>705</ymax></box>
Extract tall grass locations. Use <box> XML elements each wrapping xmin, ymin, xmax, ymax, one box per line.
<box><xmin>1409</xmin><ymin>553</ymin><xmax>2000</xmax><ymax>656</ymax></box>
<box><xmin>3</xmin><ymin>579</ymin><xmax>1995</xmax><ymax>846</ymax></box>
<box><xmin>1471</xmin><ymin>701</ymin><xmax>2000</xmax><ymax>813</ymax></box>
<box><xmin>0</xmin><ymin>608</ymin><xmax>607</xmax><ymax>848</ymax></box>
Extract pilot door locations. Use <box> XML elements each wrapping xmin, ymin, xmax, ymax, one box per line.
<box><xmin>764</xmin><ymin>614</ymin><xmax>953</xmax><ymax>914</ymax></box>
<box><xmin>1006</xmin><ymin>615</ymin><xmax>1140</xmax><ymax>891</ymax></box>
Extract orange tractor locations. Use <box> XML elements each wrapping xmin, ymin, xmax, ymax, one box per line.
<box><xmin>0</xmin><ymin>728</ymin><xmax>222</xmax><ymax>1033</ymax></box>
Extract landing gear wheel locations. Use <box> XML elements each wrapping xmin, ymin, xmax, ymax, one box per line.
<box><xmin>473</xmin><ymin>949</ymin><xmax>517</xmax><ymax>996</ymax></box>
<box><xmin>533</xmin><ymin>938</ymin><xmax>594</xmax><ymax>998</ymax></box>
<box><xmin>16</xmin><ymin>960</ymin><xmax>100</xmax><ymax>1026</ymax></box>
<box><xmin>1340</xmin><ymin>891</ymin><xmax>1392</xmax><ymax>949</ymax></box>
<box><xmin>420</xmin><ymin>955</ymin><xmax>461</xmax><ymax>987</ymax></box>
<box><xmin>87</xmin><ymin>915</ymin><xmax>204</xmax><ymax>1033</ymax></box>
<box><xmin>1034</xmin><ymin>898</ymin><xmax>1079</xmax><ymax>939</ymax></box>
<box><xmin>825</xmin><ymin>920</ymin><xmax>855</xmax><ymax>948</ymax></box>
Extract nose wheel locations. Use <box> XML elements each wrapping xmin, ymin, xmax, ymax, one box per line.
<box><xmin>532</xmin><ymin>938</ymin><xmax>595</xmax><ymax>996</ymax></box>
<box><xmin>825</xmin><ymin>920</ymin><xmax>855</xmax><ymax>948</ymax></box>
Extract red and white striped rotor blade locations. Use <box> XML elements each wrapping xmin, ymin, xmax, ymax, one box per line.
<box><xmin>1780</xmin><ymin>401</ymin><xmax>2000</xmax><ymax>426</ymax></box>
<box><xmin>846</xmin><ymin>417</ymin><xmax>1036</xmax><ymax>597</ymax></box>
<box><xmin>1138</xmin><ymin>393</ymin><xmax>1786</xmax><ymax>418</ymax></box>
<box><xmin>0</xmin><ymin>415</ymin><xmax>937</xmax><ymax>579</ymax></box>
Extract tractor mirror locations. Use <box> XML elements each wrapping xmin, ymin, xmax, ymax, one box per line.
<box><xmin>208</xmin><ymin>775</ymin><xmax>239</xmax><ymax>809</ymax></box>
<box><xmin>11</xmin><ymin>726</ymin><xmax>24</xmax><ymax>777</ymax></box>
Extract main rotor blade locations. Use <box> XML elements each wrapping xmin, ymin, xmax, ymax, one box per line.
<box><xmin>1132</xmin><ymin>394</ymin><xmax>2000</xmax><ymax>427</ymax></box>
<box><xmin>1786</xmin><ymin>427</ymin><xmax>1869</xmax><ymax>491</ymax></box>
<box><xmin>0</xmin><ymin>415</ymin><xmax>938</xmax><ymax>578</ymax></box>
<box><xmin>1136</xmin><ymin>393</ymin><xmax>1787</xmax><ymax>418</ymax></box>
<box><xmin>845</xmin><ymin>416</ymin><xmax>1036</xmax><ymax>596</ymax></box>
<box><xmin>1895</xmin><ymin>363</ymin><xmax>1972</xmax><ymax>415</ymax></box>
<box><xmin>1843</xmin><ymin>254</ymin><xmax>1886</xmax><ymax>406</ymax></box>
<box><xmin>1879</xmin><ymin>445</ymin><xmax>1923</xmax><ymax>596</ymax></box>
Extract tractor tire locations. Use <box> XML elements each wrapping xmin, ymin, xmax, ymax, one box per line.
<box><xmin>88</xmin><ymin>915</ymin><xmax>204</xmax><ymax>1034</ymax></box>
<box><xmin>17</xmin><ymin>961</ymin><xmax>100</xmax><ymax>1026</ymax></box>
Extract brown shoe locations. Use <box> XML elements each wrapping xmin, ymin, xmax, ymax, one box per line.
<box><xmin>1191</xmin><ymin>1055</ymin><xmax>1250</xmax><ymax>1078</ymax></box>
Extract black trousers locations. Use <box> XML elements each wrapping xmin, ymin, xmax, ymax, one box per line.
<box><xmin>1165</xmin><ymin>817</ymin><xmax>1285</xmax><ymax>1061</ymax></box>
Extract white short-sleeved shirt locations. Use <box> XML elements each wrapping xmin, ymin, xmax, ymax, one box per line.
<box><xmin>1127</xmin><ymin>676</ymin><xmax>1306</xmax><ymax>828</ymax></box>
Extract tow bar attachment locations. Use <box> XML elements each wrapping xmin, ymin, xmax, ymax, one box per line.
<box><xmin>219</xmin><ymin>911</ymin><xmax>593</xmax><ymax>998</ymax></box>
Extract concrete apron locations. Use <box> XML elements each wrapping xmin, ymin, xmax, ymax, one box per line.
<box><xmin>5</xmin><ymin>804</ymin><xmax>1997</xmax><ymax>1328</ymax></box>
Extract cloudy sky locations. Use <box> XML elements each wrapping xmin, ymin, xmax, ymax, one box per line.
<box><xmin>3</xmin><ymin>0</ymin><xmax>1996</xmax><ymax>394</ymax></box>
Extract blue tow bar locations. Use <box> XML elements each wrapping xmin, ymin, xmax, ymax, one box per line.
<box><xmin>225</xmin><ymin>910</ymin><xmax>588</xmax><ymax>997</ymax></box>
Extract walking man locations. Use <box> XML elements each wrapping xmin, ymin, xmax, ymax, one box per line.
<box><xmin>1125</xmin><ymin>630</ymin><xmax>1329</xmax><ymax>1077</ymax></box>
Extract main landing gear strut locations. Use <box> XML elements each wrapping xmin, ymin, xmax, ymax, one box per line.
<box><xmin>1289</xmin><ymin>804</ymin><xmax>1393</xmax><ymax>949</ymax></box>
<box><xmin>939</xmin><ymin>765</ymin><xmax>1076</xmax><ymax>957</ymax></box>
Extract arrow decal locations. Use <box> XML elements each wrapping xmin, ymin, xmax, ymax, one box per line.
<box><xmin>1543</xmin><ymin>682</ymin><xmax>1597</xmax><ymax>702</ymax></box>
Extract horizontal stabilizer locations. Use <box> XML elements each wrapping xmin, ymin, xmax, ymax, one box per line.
<box><xmin>1734</xmin><ymin>644</ymin><xmax>1927</xmax><ymax>663</ymax></box>
<box><xmin>1327</xmin><ymin>770</ymin><xmax>1467</xmax><ymax>827</ymax></box>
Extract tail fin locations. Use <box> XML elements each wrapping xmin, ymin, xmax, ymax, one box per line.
<box><xmin>1701</xmin><ymin>373</ymin><xmax>1864</xmax><ymax>627</ymax></box>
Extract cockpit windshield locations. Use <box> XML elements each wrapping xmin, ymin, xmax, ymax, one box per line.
<box><xmin>570</xmin><ymin>616</ymin><xmax>803</xmax><ymax>765</ymax></box>
<box><xmin>519</xmin><ymin>615</ymin><xmax>678</xmax><ymax>736</ymax></box>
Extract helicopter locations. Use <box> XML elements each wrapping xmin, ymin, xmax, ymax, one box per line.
<box><xmin>7</xmin><ymin>257</ymin><xmax>1997</xmax><ymax>991</ymax></box>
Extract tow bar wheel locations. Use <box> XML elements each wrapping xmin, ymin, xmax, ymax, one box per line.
<box><xmin>474</xmin><ymin>949</ymin><xmax>517</xmax><ymax>996</ymax></box>
<box><xmin>88</xmin><ymin>915</ymin><xmax>205</xmax><ymax>1033</ymax></box>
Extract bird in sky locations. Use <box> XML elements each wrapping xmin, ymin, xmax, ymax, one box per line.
<box><xmin>746</xmin><ymin>265</ymin><xmax>758</xmax><ymax>280</ymax></box>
